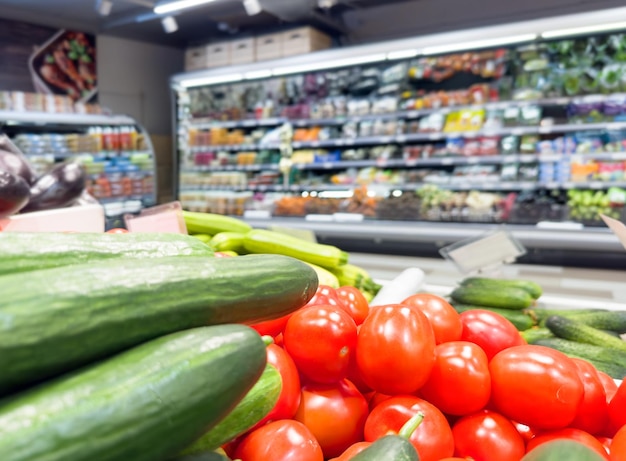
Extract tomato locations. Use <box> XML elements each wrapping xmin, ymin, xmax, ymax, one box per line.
<box><xmin>401</xmin><ymin>293</ymin><xmax>462</xmax><ymax>344</ymax></box>
<box><xmin>335</xmin><ymin>286</ymin><xmax>369</xmax><ymax>325</ymax></box>
<box><xmin>570</xmin><ymin>358</ymin><xmax>609</xmax><ymax>435</ymax></box>
<box><xmin>368</xmin><ymin>392</ymin><xmax>393</xmax><ymax>411</ymax></box>
<box><xmin>452</xmin><ymin>409</ymin><xmax>526</xmax><ymax>461</ymax></box>
<box><xmin>490</xmin><ymin>345</ymin><xmax>584</xmax><ymax>430</ymax></box>
<box><xmin>419</xmin><ymin>341</ymin><xmax>490</xmax><ymax>416</ymax></box>
<box><xmin>598</xmin><ymin>371</ymin><xmax>618</xmax><ymax>402</ymax></box>
<box><xmin>284</xmin><ymin>305</ymin><xmax>357</xmax><ymax>383</ymax></box>
<box><xmin>254</xmin><ymin>344</ymin><xmax>301</xmax><ymax>428</ymax></box>
<box><xmin>356</xmin><ymin>304</ymin><xmax>436</xmax><ymax>395</ymax></box>
<box><xmin>306</xmin><ymin>285</ymin><xmax>343</xmax><ymax>308</ymax></box>
<box><xmin>610</xmin><ymin>425</ymin><xmax>626</xmax><ymax>461</ymax></box>
<box><xmin>608</xmin><ymin>379</ymin><xmax>626</xmax><ymax>435</ymax></box>
<box><xmin>513</xmin><ymin>420</ymin><xmax>536</xmax><ymax>444</ymax></box>
<box><xmin>459</xmin><ymin>309</ymin><xmax>525</xmax><ymax>360</ymax></box>
<box><xmin>234</xmin><ymin>419</ymin><xmax>324</xmax><ymax>461</ymax></box>
<box><xmin>327</xmin><ymin>441</ymin><xmax>371</xmax><ymax>461</ymax></box>
<box><xmin>250</xmin><ymin>315</ymin><xmax>292</xmax><ymax>337</ymax></box>
<box><xmin>526</xmin><ymin>428</ymin><xmax>610</xmax><ymax>460</ymax></box>
<box><xmin>294</xmin><ymin>379</ymin><xmax>369</xmax><ymax>459</ymax></box>
<box><xmin>106</xmin><ymin>227</ymin><xmax>128</xmax><ymax>233</ymax></box>
<box><xmin>346</xmin><ymin>345</ymin><xmax>372</xmax><ymax>394</ymax></box>
<box><xmin>364</xmin><ymin>396</ymin><xmax>454</xmax><ymax>461</ymax></box>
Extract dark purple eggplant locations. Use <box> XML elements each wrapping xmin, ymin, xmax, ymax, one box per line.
<box><xmin>0</xmin><ymin>169</ymin><xmax>30</xmax><ymax>218</ymax></box>
<box><xmin>0</xmin><ymin>149</ymin><xmax>36</xmax><ymax>185</ymax></box>
<box><xmin>21</xmin><ymin>161</ymin><xmax>86</xmax><ymax>213</ymax></box>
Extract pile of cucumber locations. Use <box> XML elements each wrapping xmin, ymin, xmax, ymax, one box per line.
<box><xmin>0</xmin><ymin>231</ymin><xmax>319</xmax><ymax>461</ymax></box>
<box><xmin>450</xmin><ymin>276</ymin><xmax>626</xmax><ymax>379</ymax></box>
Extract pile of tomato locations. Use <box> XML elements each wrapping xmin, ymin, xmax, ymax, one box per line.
<box><xmin>226</xmin><ymin>285</ymin><xmax>626</xmax><ymax>461</ymax></box>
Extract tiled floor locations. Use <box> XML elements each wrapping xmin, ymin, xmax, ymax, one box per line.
<box><xmin>350</xmin><ymin>252</ymin><xmax>626</xmax><ymax>311</ymax></box>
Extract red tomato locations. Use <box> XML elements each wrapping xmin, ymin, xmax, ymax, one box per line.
<box><xmin>526</xmin><ymin>428</ymin><xmax>610</xmax><ymax>460</ymax></box>
<box><xmin>106</xmin><ymin>228</ymin><xmax>129</xmax><ymax>233</ymax></box>
<box><xmin>327</xmin><ymin>441</ymin><xmax>371</xmax><ymax>461</ymax></box>
<box><xmin>364</xmin><ymin>396</ymin><xmax>454</xmax><ymax>461</ymax></box>
<box><xmin>611</xmin><ymin>425</ymin><xmax>626</xmax><ymax>461</ymax></box>
<box><xmin>356</xmin><ymin>305</ymin><xmax>436</xmax><ymax>395</ymax></box>
<box><xmin>608</xmin><ymin>379</ymin><xmax>626</xmax><ymax>435</ymax></box>
<box><xmin>452</xmin><ymin>409</ymin><xmax>526</xmax><ymax>461</ymax></box>
<box><xmin>250</xmin><ymin>314</ymin><xmax>292</xmax><ymax>337</ymax></box>
<box><xmin>346</xmin><ymin>347</ymin><xmax>372</xmax><ymax>394</ymax></box>
<box><xmin>439</xmin><ymin>459</ymin><xmax>471</xmax><ymax>461</ymax></box>
<box><xmin>234</xmin><ymin>420</ymin><xmax>324</xmax><ymax>461</ymax></box>
<box><xmin>335</xmin><ymin>286</ymin><xmax>369</xmax><ymax>325</ymax></box>
<box><xmin>368</xmin><ymin>392</ymin><xmax>393</xmax><ymax>411</ymax></box>
<box><xmin>570</xmin><ymin>358</ymin><xmax>609</xmax><ymax>435</ymax></box>
<box><xmin>419</xmin><ymin>341</ymin><xmax>491</xmax><ymax>416</ymax></box>
<box><xmin>294</xmin><ymin>380</ymin><xmax>369</xmax><ymax>459</ymax></box>
<box><xmin>490</xmin><ymin>345</ymin><xmax>584</xmax><ymax>430</ymax></box>
<box><xmin>512</xmin><ymin>420</ymin><xmax>536</xmax><ymax>444</ymax></box>
<box><xmin>401</xmin><ymin>293</ymin><xmax>462</xmax><ymax>344</ymax></box>
<box><xmin>284</xmin><ymin>305</ymin><xmax>357</xmax><ymax>383</ymax></box>
<box><xmin>306</xmin><ymin>285</ymin><xmax>343</xmax><ymax>308</ymax></box>
<box><xmin>254</xmin><ymin>344</ymin><xmax>301</xmax><ymax>428</ymax></box>
<box><xmin>598</xmin><ymin>371</ymin><xmax>618</xmax><ymax>402</ymax></box>
<box><xmin>459</xmin><ymin>309</ymin><xmax>525</xmax><ymax>360</ymax></box>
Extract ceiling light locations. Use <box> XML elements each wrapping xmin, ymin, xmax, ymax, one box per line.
<box><xmin>422</xmin><ymin>33</ymin><xmax>537</xmax><ymax>55</ymax></box>
<box><xmin>154</xmin><ymin>0</ymin><xmax>217</xmax><ymax>15</ymax></box>
<box><xmin>387</xmin><ymin>49</ymin><xmax>420</xmax><ymax>60</ymax></box>
<box><xmin>96</xmin><ymin>0</ymin><xmax>113</xmax><ymax>16</ymax></box>
<box><xmin>161</xmin><ymin>15</ymin><xmax>178</xmax><ymax>33</ymax></box>
<box><xmin>273</xmin><ymin>53</ymin><xmax>387</xmax><ymax>76</ymax></box>
<box><xmin>243</xmin><ymin>0</ymin><xmax>262</xmax><ymax>16</ymax></box>
<box><xmin>245</xmin><ymin>69</ymin><xmax>272</xmax><ymax>80</ymax></box>
<box><xmin>180</xmin><ymin>73</ymin><xmax>244</xmax><ymax>88</ymax></box>
<box><xmin>317</xmin><ymin>0</ymin><xmax>339</xmax><ymax>9</ymax></box>
<box><xmin>541</xmin><ymin>20</ymin><xmax>626</xmax><ymax>39</ymax></box>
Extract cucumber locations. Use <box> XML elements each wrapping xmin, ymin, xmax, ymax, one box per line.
<box><xmin>243</xmin><ymin>229</ymin><xmax>349</xmax><ymax>269</ymax></box>
<box><xmin>530</xmin><ymin>308</ymin><xmax>606</xmax><ymax>325</ymax></box>
<box><xmin>209</xmin><ymin>232</ymin><xmax>247</xmax><ymax>253</ymax></box>
<box><xmin>178</xmin><ymin>363</ymin><xmax>282</xmax><ymax>457</ymax></box>
<box><xmin>452</xmin><ymin>304</ymin><xmax>534</xmax><ymax>330</ymax></box>
<box><xmin>522</xmin><ymin>439</ymin><xmax>606</xmax><ymax>461</ymax></box>
<box><xmin>0</xmin><ymin>254</ymin><xmax>317</xmax><ymax>395</ymax></box>
<box><xmin>450</xmin><ymin>285</ymin><xmax>534</xmax><ymax>310</ymax></box>
<box><xmin>461</xmin><ymin>277</ymin><xmax>543</xmax><ymax>299</ymax></box>
<box><xmin>545</xmin><ymin>315</ymin><xmax>626</xmax><ymax>353</ymax></box>
<box><xmin>174</xmin><ymin>453</ymin><xmax>230</xmax><ymax>461</ymax></box>
<box><xmin>0</xmin><ymin>231</ymin><xmax>213</xmax><ymax>276</ymax></box>
<box><xmin>520</xmin><ymin>327</ymin><xmax>555</xmax><ymax>344</ymax></box>
<box><xmin>0</xmin><ymin>325</ymin><xmax>266</xmax><ymax>461</ymax></box>
<box><xmin>534</xmin><ymin>337</ymin><xmax>626</xmax><ymax>369</ymax></box>
<box><xmin>532</xmin><ymin>308</ymin><xmax>626</xmax><ymax>333</ymax></box>
<box><xmin>183</xmin><ymin>211</ymin><xmax>252</xmax><ymax>235</ymax></box>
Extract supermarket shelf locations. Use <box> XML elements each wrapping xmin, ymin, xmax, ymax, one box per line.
<box><xmin>24</xmin><ymin>150</ymin><xmax>154</xmax><ymax>160</ymax></box>
<box><xmin>189</xmin><ymin>143</ymin><xmax>281</xmax><ymax>152</ymax></box>
<box><xmin>0</xmin><ymin>111</ymin><xmax>138</xmax><ymax>126</ymax></box>
<box><xmin>182</xmin><ymin>163</ymin><xmax>280</xmax><ymax>172</ymax></box>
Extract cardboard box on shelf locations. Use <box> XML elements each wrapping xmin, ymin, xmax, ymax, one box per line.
<box><xmin>185</xmin><ymin>46</ymin><xmax>209</xmax><ymax>72</ymax></box>
<box><xmin>230</xmin><ymin>38</ymin><xmax>256</xmax><ymax>65</ymax></box>
<box><xmin>281</xmin><ymin>26</ymin><xmax>332</xmax><ymax>57</ymax></box>
<box><xmin>207</xmin><ymin>42</ymin><xmax>231</xmax><ymax>68</ymax></box>
<box><xmin>255</xmin><ymin>33</ymin><xmax>283</xmax><ymax>62</ymax></box>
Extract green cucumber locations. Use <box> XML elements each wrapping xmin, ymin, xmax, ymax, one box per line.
<box><xmin>452</xmin><ymin>304</ymin><xmax>534</xmax><ymax>330</ymax></box>
<box><xmin>0</xmin><ymin>231</ymin><xmax>213</xmax><ymax>276</ymax></box>
<box><xmin>0</xmin><ymin>254</ymin><xmax>317</xmax><ymax>396</ymax></box>
<box><xmin>243</xmin><ymin>229</ymin><xmax>349</xmax><ymax>269</ymax></box>
<box><xmin>209</xmin><ymin>232</ymin><xmax>247</xmax><ymax>253</ymax></box>
<box><xmin>351</xmin><ymin>411</ymin><xmax>423</xmax><ymax>461</ymax></box>
<box><xmin>183</xmin><ymin>211</ymin><xmax>252</xmax><ymax>235</ymax></box>
<box><xmin>178</xmin><ymin>363</ymin><xmax>282</xmax><ymax>457</ymax></box>
<box><xmin>450</xmin><ymin>285</ymin><xmax>534</xmax><ymax>310</ymax></box>
<box><xmin>520</xmin><ymin>327</ymin><xmax>555</xmax><ymax>344</ymax></box>
<box><xmin>532</xmin><ymin>308</ymin><xmax>626</xmax><ymax>333</ymax></box>
<box><xmin>545</xmin><ymin>315</ymin><xmax>626</xmax><ymax>353</ymax></box>
<box><xmin>461</xmin><ymin>277</ymin><xmax>543</xmax><ymax>299</ymax></box>
<box><xmin>0</xmin><ymin>325</ymin><xmax>266</xmax><ymax>461</ymax></box>
<box><xmin>522</xmin><ymin>439</ymin><xmax>606</xmax><ymax>461</ymax></box>
<box><xmin>530</xmin><ymin>308</ymin><xmax>606</xmax><ymax>325</ymax></box>
<box><xmin>174</xmin><ymin>453</ymin><xmax>230</xmax><ymax>461</ymax></box>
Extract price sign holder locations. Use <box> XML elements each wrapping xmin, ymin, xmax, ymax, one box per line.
<box><xmin>439</xmin><ymin>228</ymin><xmax>526</xmax><ymax>275</ymax></box>
<box><xmin>124</xmin><ymin>201</ymin><xmax>188</xmax><ymax>234</ymax></box>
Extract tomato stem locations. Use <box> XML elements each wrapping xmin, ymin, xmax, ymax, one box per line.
<box><xmin>398</xmin><ymin>411</ymin><xmax>425</xmax><ymax>439</ymax></box>
<box><xmin>261</xmin><ymin>335</ymin><xmax>274</xmax><ymax>346</ymax></box>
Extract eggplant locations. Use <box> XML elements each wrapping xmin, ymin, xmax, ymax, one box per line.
<box><xmin>0</xmin><ymin>169</ymin><xmax>30</xmax><ymax>218</ymax></box>
<box><xmin>21</xmin><ymin>161</ymin><xmax>86</xmax><ymax>213</ymax></box>
<box><xmin>0</xmin><ymin>149</ymin><xmax>35</xmax><ymax>185</ymax></box>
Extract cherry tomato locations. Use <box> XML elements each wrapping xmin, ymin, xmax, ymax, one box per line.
<box><xmin>294</xmin><ymin>379</ymin><xmax>369</xmax><ymax>459</ymax></box>
<box><xmin>250</xmin><ymin>314</ymin><xmax>292</xmax><ymax>337</ymax></box>
<box><xmin>490</xmin><ymin>345</ymin><xmax>584</xmax><ymax>430</ymax></box>
<box><xmin>356</xmin><ymin>304</ymin><xmax>436</xmax><ymax>395</ymax></box>
<box><xmin>526</xmin><ymin>428</ymin><xmax>610</xmax><ymax>460</ymax></box>
<box><xmin>608</xmin><ymin>379</ymin><xmax>626</xmax><ymax>436</ymax></box>
<box><xmin>597</xmin><ymin>371</ymin><xmax>618</xmax><ymax>402</ymax></box>
<box><xmin>234</xmin><ymin>419</ymin><xmax>324</xmax><ymax>461</ymax></box>
<box><xmin>459</xmin><ymin>309</ymin><xmax>525</xmax><ymax>360</ymax></box>
<box><xmin>419</xmin><ymin>341</ymin><xmax>491</xmax><ymax>416</ymax></box>
<box><xmin>284</xmin><ymin>305</ymin><xmax>357</xmax><ymax>383</ymax></box>
<box><xmin>106</xmin><ymin>227</ymin><xmax>128</xmax><ymax>233</ymax></box>
<box><xmin>327</xmin><ymin>441</ymin><xmax>371</xmax><ymax>461</ymax></box>
<box><xmin>254</xmin><ymin>344</ymin><xmax>301</xmax><ymax>428</ymax></box>
<box><xmin>610</xmin><ymin>425</ymin><xmax>626</xmax><ymax>461</ymax></box>
<box><xmin>570</xmin><ymin>358</ymin><xmax>609</xmax><ymax>435</ymax></box>
<box><xmin>452</xmin><ymin>409</ymin><xmax>526</xmax><ymax>461</ymax></box>
<box><xmin>306</xmin><ymin>285</ymin><xmax>343</xmax><ymax>308</ymax></box>
<box><xmin>335</xmin><ymin>286</ymin><xmax>369</xmax><ymax>325</ymax></box>
<box><xmin>401</xmin><ymin>293</ymin><xmax>462</xmax><ymax>344</ymax></box>
<box><xmin>364</xmin><ymin>396</ymin><xmax>454</xmax><ymax>461</ymax></box>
